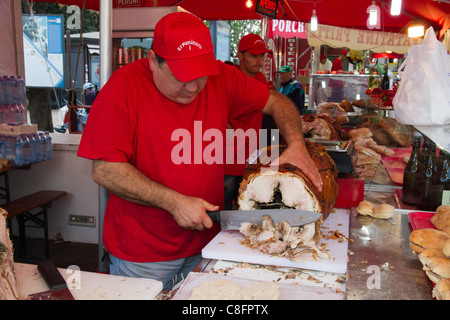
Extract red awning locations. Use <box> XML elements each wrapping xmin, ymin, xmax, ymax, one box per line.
<box><xmin>30</xmin><ymin>0</ymin><xmax>450</xmax><ymax>38</ymax></box>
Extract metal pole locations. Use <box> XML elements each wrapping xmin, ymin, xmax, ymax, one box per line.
<box><xmin>97</xmin><ymin>0</ymin><xmax>112</xmax><ymax>273</ymax></box>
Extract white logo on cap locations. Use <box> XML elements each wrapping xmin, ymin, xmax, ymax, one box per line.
<box><xmin>254</xmin><ymin>39</ymin><xmax>265</xmax><ymax>45</ymax></box>
<box><xmin>178</xmin><ymin>40</ymin><xmax>203</xmax><ymax>51</ymax></box>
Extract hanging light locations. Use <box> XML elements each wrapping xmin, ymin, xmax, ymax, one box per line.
<box><xmin>367</xmin><ymin>1</ymin><xmax>380</xmax><ymax>29</ymax></box>
<box><xmin>311</xmin><ymin>9</ymin><xmax>318</xmax><ymax>31</ymax></box>
<box><xmin>390</xmin><ymin>0</ymin><xmax>402</xmax><ymax>16</ymax></box>
<box><xmin>408</xmin><ymin>25</ymin><xmax>425</xmax><ymax>38</ymax></box>
<box><xmin>245</xmin><ymin>0</ymin><xmax>253</xmax><ymax>8</ymax></box>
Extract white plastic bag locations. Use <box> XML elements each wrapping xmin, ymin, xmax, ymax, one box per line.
<box><xmin>393</xmin><ymin>27</ymin><xmax>450</xmax><ymax>125</ymax></box>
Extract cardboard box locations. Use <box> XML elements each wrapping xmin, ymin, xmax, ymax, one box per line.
<box><xmin>0</xmin><ymin>123</ymin><xmax>38</xmax><ymax>136</ymax></box>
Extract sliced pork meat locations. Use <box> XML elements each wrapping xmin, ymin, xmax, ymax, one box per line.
<box><xmin>239</xmin><ymin>215</ymin><xmax>332</xmax><ymax>261</ymax></box>
<box><xmin>238</xmin><ymin>142</ymin><xmax>339</xmax><ymax>221</ymax></box>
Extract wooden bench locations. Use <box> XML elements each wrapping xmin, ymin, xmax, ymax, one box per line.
<box><xmin>2</xmin><ymin>190</ymin><xmax>67</xmax><ymax>259</ymax></box>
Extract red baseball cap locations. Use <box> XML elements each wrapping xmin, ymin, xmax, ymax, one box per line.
<box><xmin>153</xmin><ymin>12</ymin><xmax>219</xmax><ymax>82</ymax></box>
<box><xmin>238</xmin><ymin>33</ymin><xmax>269</xmax><ymax>55</ymax></box>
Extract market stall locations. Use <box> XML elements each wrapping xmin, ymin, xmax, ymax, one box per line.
<box><xmin>1</xmin><ymin>0</ymin><xmax>450</xmax><ymax>301</ymax></box>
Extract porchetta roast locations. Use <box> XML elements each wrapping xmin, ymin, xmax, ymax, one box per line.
<box><xmin>237</xmin><ymin>142</ymin><xmax>339</xmax><ymax>260</ymax></box>
<box><xmin>238</xmin><ymin>142</ymin><xmax>338</xmax><ymax>219</ymax></box>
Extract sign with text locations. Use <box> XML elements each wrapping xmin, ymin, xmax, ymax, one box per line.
<box><xmin>306</xmin><ymin>23</ymin><xmax>423</xmax><ymax>54</ymax></box>
<box><xmin>268</xmin><ymin>19</ymin><xmax>306</xmax><ymax>39</ymax></box>
<box><xmin>256</xmin><ymin>0</ymin><xmax>278</xmax><ymax>19</ymax></box>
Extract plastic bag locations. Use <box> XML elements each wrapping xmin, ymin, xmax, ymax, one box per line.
<box><xmin>393</xmin><ymin>27</ymin><xmax>450</xmax><ymax>125</ymax></box>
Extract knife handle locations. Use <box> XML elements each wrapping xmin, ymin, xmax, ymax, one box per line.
<box><xmin>206</xmin><ymin>210</ymin><xmax>220</xmax><ymax>223</ymax></box>
<box><xmin>37</xmin><ymin>260</ymin><xmax>68</xmax><ymax>291</ymax></box>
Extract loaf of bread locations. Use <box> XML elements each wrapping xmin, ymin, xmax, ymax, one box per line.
<box><xmin>409</xmin><ymin>228</ymin><xmax>450</xmax><ymax>254</ymax></box>
<box><xmin>378</xmin><ymin>117</ymin><xmax>412</xmax><ymax>147</ymax></box>
<box><xmin>431</xmin><ymin>205</ymin><xmax>450</xmax><ymax>230</ymax></box>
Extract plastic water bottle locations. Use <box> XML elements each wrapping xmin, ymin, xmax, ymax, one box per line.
<box><xmin>8</xmin><ymin>104</ymin><xmax>25</xmax><ymax>125</ymax></box>
<box><xmin>39</xmin><ymin>132</ymin><xmax>47</xmax><ymax>161</ymax></box>
<box><xmin>5</xmin><ymin>76</ymin><xmax>26</xmax><ymax>104</ymax></box>
<box><xmin>1</xmin><ymin>136</ymin><xmax>14</xmax><ymax>162</ymax></box>
<box><xmin>27</xmin><ymin>134</ymin><xmax>36</xmax><ymax>164</ymax></box>
<box><xmin>32</xmin><ymin>132</ymin><xmax>41</xmax><ymax>162</ymax></box>
<box><xmin>0</xmin><ymin>76</ymin><xmax>6</xmax><ymax>105</ymax></box>
<box><xmin>13</xmin><ymin>135</ymin><xmax>23</xmax><ymax>166</ymax></box>
<box><xmin>0</xmin><ymin>104</ymin><xmax>7</xmax><ymax>124</ymax></box>
<box><xmin>21</xmin><ymin>135</ymin><xmax>31</xmax><ymax>165</ymax></box>
<box><xmin>16</xmin><ymin>76</ymin><xmax>26</xmax><ymax>104</ymax></box>
<box><xmin>45</xmin><ymin>131</ymin><xmax>52</xmax><ymax>160</ymax></box>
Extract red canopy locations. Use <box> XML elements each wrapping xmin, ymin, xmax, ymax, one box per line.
<box><xmin>31</xmin><ymin>0</ymin><xmax>450</xmax><ymax>38</ymax></box>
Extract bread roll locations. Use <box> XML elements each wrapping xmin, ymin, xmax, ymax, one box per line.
<box><xmin>349</xmin><ymin>128</ymin><xmax>372</xmax><ymax>141</ymax></box>
<box><xmin>378</xmin><ymin>117</ymin><xmax>412</xmax><ymax>147</ymax></box>
<box><xmin>431</xmin><ymin>205</ymin><xmax>450</xmax><ymax>230</ymax></box>
<box><xmin>357</xmin><ymin>200</ymin><xmax>374</xmax><ymax>216</ymax></box>
<box><xmin>241</xmin><ymin>282</ymin><xmax>279</xmax><ymax>300</ymax></box>
<box><xmin>432</xmin><ymin>278</ymin><xmax>450</xmax><ymax>300</ymax></box>
<box><xmin>373</xmin><ymin>204</ymin><xmax>394</xmax><ymax>219</ymax></box>
<box><xmin>189</xmin><ymin>279</ymin><xmax>243</xmax><ymax>300</ymax></box>
<box><xmin>409</xmin><ymin>228</ymin><xmax>450</xmax><ymax>254</ymax></box>
<box><xmin>341</xmin><ymin>100</ymin><xmax>354</xmax><ymax>112</ymax></box>
<box><xmin>443</xmin><ymin>239</ymin><xmax>450</xmax><ymax>258</ymax></box>
<box><xmin>366</xmin><ymin>140</ymin><xmax>395</xmax><ymax>156</ymax></box>
<box><xmin>418</xmin><ymin>249</ymin><xmax>450</xmax><ymax>284</ymax></box>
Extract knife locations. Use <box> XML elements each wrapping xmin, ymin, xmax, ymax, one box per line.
<box><xmin>207</xmin><ymin>208</ymin><xmax>322</xmax><ymax>230</ymax></box>
<box><xmin>28</xmin><ymin>260</ymin><xmax>75</xmax><ymax>300</ymax></box>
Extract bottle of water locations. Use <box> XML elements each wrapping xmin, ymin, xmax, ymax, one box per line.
<box><xmin>39</xmin><ymin>131</ymin><xmax>47</xmax><ymax>161</ymax></box>
<box><xmin>0</xmin><ymin>104</ymin><xmax>7</xmax><ymax>124</ymax></box>
<box><xmin>7</xmin><ymin>104</ymin><xmax>25</xmax><ymax>125</ymax></box>
<box><xmin>32</xmin><ymin>132</ymin><xmax>41</xmax><ymax>162</ymax></box>
<box><xmin>27</xmin><ymin>134</ymin><xmax>36</xmax><ymax>164</ymax></box>
<box><xmin>13</xmin><ymin>135</ymin><xmax>23</xmax><ymax>166</ymax></box>
<box><xmin>5</xmin><ymin>76</ymin><xmax>15</xmax><ymax>104</ymax></box>
<box><xmin>16</xmin><ymin>76</ymin><xmax>26</xmax><ymax>104</ymax></box>
<box><xmin>45</xmin><ymin>131</ymin><xmax>52</xmax><ymax>160</ymax></box>
<box><xmin>2</xmin><ymin>136</ymin><xmax>14</xmax><ymax>163</ymax></box>
<box><xmin>0</xmin><ymin>76</ymin><xmax>6</xmax><ymax>105</ymax></box>
<box><xmin>20</xmin><ymin>135</ymin><xmax>31</xmax><ymax>165</ymax></box>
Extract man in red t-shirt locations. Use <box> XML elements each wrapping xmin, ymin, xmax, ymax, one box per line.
<box><xmin>78</xmin><ymin>12</ymin><xmax>322</xmax><ymax>290</ymax></box>
<box><xmin>224</xmin><ymin>33</ymin><xmax>271</xmax><ymax>210</ymax></box>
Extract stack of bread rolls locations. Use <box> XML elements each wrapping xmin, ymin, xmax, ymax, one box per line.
<box><xmin>348</xmin><ymin>128</ymin><xmax>395</xmax><ymax>180</ymax></box>
<box><xmin>409</xmin><ymin>205</ymin><xmax>450</xmax><ymax>300</ymax></box>
<box><xmin>356</xmin><ymin>200</ymin><xmax>395</xmax><ymax>219</ymax></box>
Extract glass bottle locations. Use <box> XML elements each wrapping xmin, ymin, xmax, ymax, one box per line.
<box><xmin>402</xmin><ymin>135</ymin><xmax>422</xmax><ymax>205</ymax></box>
<box><xmin>420</xmin><ymin>142</ymin><xmax>437</xmax><ymax>210</ymax></box>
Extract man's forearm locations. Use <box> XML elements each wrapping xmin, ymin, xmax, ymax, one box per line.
<box><xmin>92</xmin><ymin>159</ymin><xmax>181</xmax><ymax>212</ymax></box>
<box><xmin>263</xmin><ymin>90</ymin><xmax>305</xmax><ymax>147</ymax></box>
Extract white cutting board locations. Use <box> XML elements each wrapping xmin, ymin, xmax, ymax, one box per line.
<box><xmin>14</xmin><ymin>263</ymin><xmax>163</xmax><ymax>300</ymax></box>
<box><xmin>202</xmin><ymin>208</ymin><xmax>350</xmax><ymax>274</ymax></box>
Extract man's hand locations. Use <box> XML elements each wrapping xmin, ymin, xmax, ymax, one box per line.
<box><xmin>170</xmin><ymin>196</ymin><xmax>219</xmax><ymax>231</ymax></box>
<box><xmin>273</xmin><ymin>144</ymin><xmax>323</xmax><ymax>192</ymax></box>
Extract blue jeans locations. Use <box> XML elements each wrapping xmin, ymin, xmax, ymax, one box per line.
<box><xmin>109</xmin><ymin>253</ymin><xmax>202</xmax><ymax>291</ymax></box>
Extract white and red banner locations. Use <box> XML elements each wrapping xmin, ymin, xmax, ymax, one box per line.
<box><xmin>268</xmin><ymin>19</ymin><xmax>307</xmax><ymax>39</ymax></box>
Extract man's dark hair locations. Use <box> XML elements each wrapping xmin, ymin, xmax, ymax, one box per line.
<box><xmin>151</xmin><ymin>44</ymin><xmax>165</xmax><ymax>66</ymax></box>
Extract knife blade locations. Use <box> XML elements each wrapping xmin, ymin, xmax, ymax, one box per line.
<box><xmin>28</xmin><ymin>260</ymin><xmax>75</xmax><ymax>300</ymax></box>
<box><xmin>207</xmin><ymin>208</ymin><xmax>322</xmax><ymax>230</ymax></box>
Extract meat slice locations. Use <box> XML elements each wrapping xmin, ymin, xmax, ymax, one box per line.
<box><xmin>239</xmin><ymin>215</ymin><xmax>332</xmax><ymax>261</ymax></box>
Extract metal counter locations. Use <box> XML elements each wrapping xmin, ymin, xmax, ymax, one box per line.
<box><xmin>192</xmin><ymin>208</ymin><xmax>434</xmax><ymax>300</ymax></box>
<box><xmin>346</xmin><ymin>208</ymin><xmax>433</xmax><ymax>300</ymax></box>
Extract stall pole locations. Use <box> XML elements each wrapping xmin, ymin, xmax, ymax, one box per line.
<box><xmin>97</xmin><ymin>0</ymin><xmax>113</xmax><ymax>274</ymax></box>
